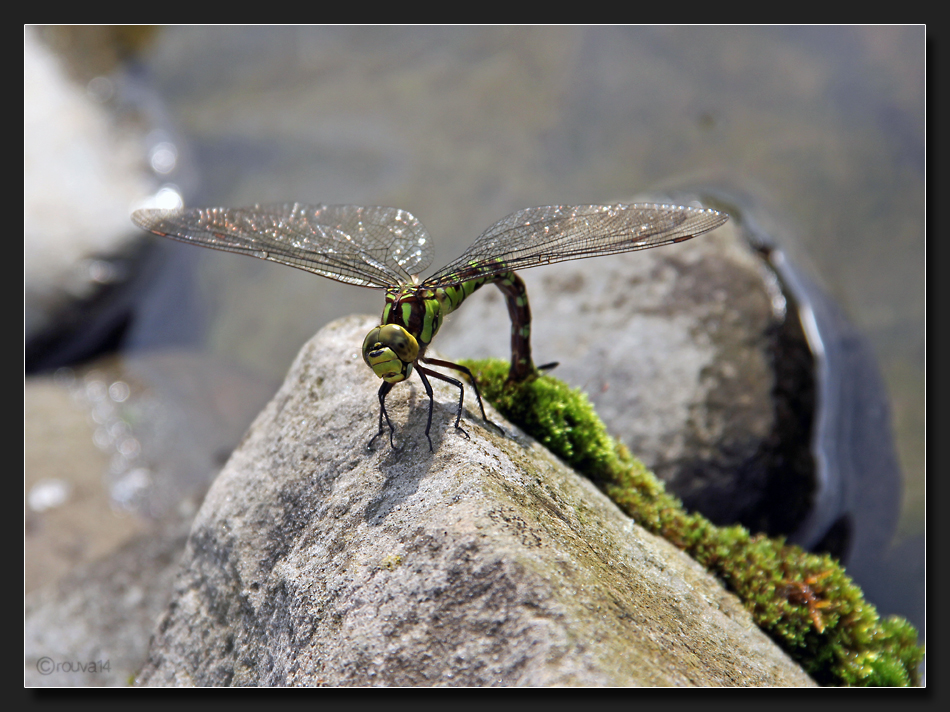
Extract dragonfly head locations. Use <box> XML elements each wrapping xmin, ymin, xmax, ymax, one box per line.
<box><xmin>362</xmin><ymin>324</ymin><xmax>420</xmax><ymax>384</ymax></box>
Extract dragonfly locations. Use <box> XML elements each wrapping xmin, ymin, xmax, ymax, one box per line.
<box><xmin>132</xmin><ymin>202</ymin><xmax>728</xmax><ymax>451</ymax></box>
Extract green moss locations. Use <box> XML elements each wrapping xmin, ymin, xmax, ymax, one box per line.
<box><xmin>460</xmin><ymin>358</ymin><xmax>924</xmax><ymax>687</ymax></box>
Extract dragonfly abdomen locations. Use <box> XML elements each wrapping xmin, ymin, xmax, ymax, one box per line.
<box><xmin>493</xmin><ymin>272</ymin><xmax>533</xmax><ymax>382</ymax></box>
<box><xmin>435</xmin><ymin>271</ymin><xmax>534</xmax><ymax>382</ymax></box>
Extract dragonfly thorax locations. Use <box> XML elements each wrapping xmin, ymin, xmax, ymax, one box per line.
<box><xmin>362</xmin><ymin>324</ymin><xmax>420</xmax><ymax>384</ymax></box>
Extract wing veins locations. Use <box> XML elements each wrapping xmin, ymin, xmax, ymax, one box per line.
<box><xmin>132</xmin><ymin>203</ymin><xmax>434</xmax><ymax>289</ymax></box>
<box><xmin>423</xmin><ymin>203</ymin><xmax>727</xmax><ymax>288</ymax></box>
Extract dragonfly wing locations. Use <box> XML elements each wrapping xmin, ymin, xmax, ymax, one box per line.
<box><xmin>132</xmin><ymin>203</ymin><xmax>433</xmax><ymax>289</ymax></box>
<box><xmin>423</xmin><ymin>203</ymin><xmax>728</xmax><ymax>288</ymax></box>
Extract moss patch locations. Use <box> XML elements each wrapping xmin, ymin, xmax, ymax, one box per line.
<box><xmin>460</xmin><ymin>358</ymin><xmax>924</xmax><ymax>687</ymax></box>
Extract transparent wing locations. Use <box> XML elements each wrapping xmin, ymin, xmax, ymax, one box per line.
<box><xmin>131</xmin><ymin>203</ymin><xmax>433</xmax><ymax>289</ymax></box>
<box><xmin>423</xmin><ymin>203</ymin><xmax>728</xmax><ymax>288</ymax></box>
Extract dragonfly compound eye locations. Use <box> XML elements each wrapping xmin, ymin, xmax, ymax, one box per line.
<box><xmin>362</xmin><ymin>324</ymin><xmax>419</xmax><ymax>383</ymax></box>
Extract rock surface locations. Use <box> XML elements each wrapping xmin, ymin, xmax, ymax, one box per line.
<box><xmin>137</xmin><ymin>315</ymin><xmax>814</xmax><ymax>687</ymax></box>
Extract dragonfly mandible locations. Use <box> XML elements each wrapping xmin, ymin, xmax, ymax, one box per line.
<box><xmin>132</xmin><ymin>203</ymin><xmax>728</xmax><ymax>451</ymax></box>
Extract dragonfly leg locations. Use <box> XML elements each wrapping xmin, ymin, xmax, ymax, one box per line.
<box><xmin>414</xmin><ymin>367</ymin><xmax>439</xmax><ymax>451</ymax></box>
<box><xmin>416</xmin><ymin>364</ymin><xmax>471</xmax><ymax>448</ymax></box>
<box><xmin>368</xmin><ymin>381</ymin><xmax>398</xmax><ymax>450</ymax></box>
<box><xmin>420</xmin><ymin>356</ymin><xmax>496</xmax><ymax>428</ymax></box>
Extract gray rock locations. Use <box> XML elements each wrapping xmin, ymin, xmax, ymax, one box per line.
<box><xmin>438</xmin><ymin>210</ymin><xmax>800</xmax><ymax>531</ymax></box>
<box><xmin>136</xmin><ymin>315</ymin><xmax>814</xmax><ymax>687</ymax></box>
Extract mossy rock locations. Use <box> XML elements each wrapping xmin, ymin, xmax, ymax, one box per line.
<box><xmin>461</xmin><ymin>358</ymin><xmax>924</xmax><ymax>687</ymax></box>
